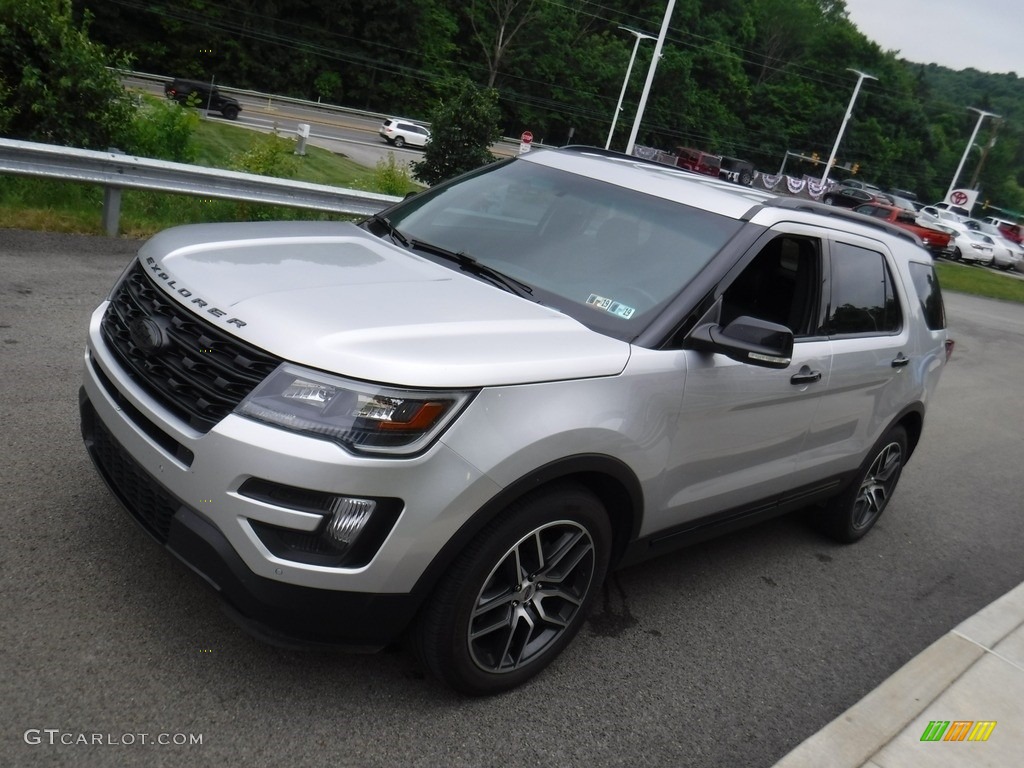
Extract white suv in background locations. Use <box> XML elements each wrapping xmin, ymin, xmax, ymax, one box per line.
<box><xmin>379</xmin><ymin>117</ymin><xmax>430</xmax><ymax>148</ymax></box>
<box><xmin>80</xmin><ymin>147</ymin><xmax>951</xmax><ymax>695</ymax></box>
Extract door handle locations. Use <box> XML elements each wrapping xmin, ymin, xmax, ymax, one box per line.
<box><xmin>790</xmin><ymin>367</ymin><xmax>822</xmax><ymax>385</ymax></box>
<box><xmin>891</xmin><ymin>353</ymin><xmax>910</xmax><ymax>368</ymax></box>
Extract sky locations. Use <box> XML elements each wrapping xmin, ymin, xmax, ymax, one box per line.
<box><xmin>842</xmin><ymin>0</ymin><xmax>1023</xmax><ymax>75</ymax></box>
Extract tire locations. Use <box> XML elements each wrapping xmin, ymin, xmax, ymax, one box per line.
<box><xmin>414</xmin><ymin>484</ymin><xmax>612</xmax><ymax>695</ymax></box>
<box><xmin>739</xmin><ymin>170</ymin><xmax>753</xmax><ymax>187</ymax></box>
<box><xmin>811</xmin><ymin>425</ymin><xmax>907</xmax><ymax>543</ymax></box>
<box><xmin>953</xmin><ymin>247</ymin><xmax>962</xmax><ymax>261</ymax></box>
<box><xmin>221</xmin><ymin>105</ymin><xmax>239</xmax><ymax>120</ymax></box>
<box><xmin>393</xmin><ymin>136</ymin><xmax>406</xmax><ymax>148</ymax></box>
<box><xmin>824</xmin><ymin>195</ymin><xmax>835</xmax><ymax>205</ymax></box>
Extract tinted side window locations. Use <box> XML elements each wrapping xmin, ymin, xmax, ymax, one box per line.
<box><xmin>721</xmin><ymin>236</ymin><xmax>821</xmax><ymax>337</ymax></box>
<box><xmin>826</xmin><ymin>243</ymin><xmax>901</xmax><ymax>335</ymax></box>
<box><xmin>908</xmin><ymin>262</ymin><xmax>946</xmax><ymax>330</ymax></box>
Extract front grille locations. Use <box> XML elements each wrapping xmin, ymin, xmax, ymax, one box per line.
<box><xmin>100</xmin><ymin>260</ymin><xmax>282</xmax><ymax>432</ymax></box>
<box><xmin>83</xmin><ymin>399</ymin><xmax>180</xmax><ymax>542</ymax></box>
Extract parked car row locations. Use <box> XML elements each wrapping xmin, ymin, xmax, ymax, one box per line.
<box><xmin>917</xmin><ymin>206</ymin><xmax>1024</xmax><ymax>271</ymax></box>
<box><xmin>824</xmin><ymin>178</ymin><xmax>1023</xmax><ymax>272</ymax></box>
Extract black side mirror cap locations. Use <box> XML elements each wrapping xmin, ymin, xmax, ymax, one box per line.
<box><xmin>687</xmin><ymin>315</ymin><xmax>794</xmax><ymax>369</ymax></box>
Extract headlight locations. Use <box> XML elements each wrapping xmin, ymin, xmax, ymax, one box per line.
<box><xmin>235</xmin><ymin>364</ymin><xmax>475</xmax><ymax>456</ymax></box>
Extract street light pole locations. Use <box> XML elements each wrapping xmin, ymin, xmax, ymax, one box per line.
<box><xmin>625</xmin><ymin>0</ymin><xmax>677</xmax><ymax>157</ymax></box>
<box><xmin>605</xmin><ymin>27</ymin><xmax>656</xmax><ymax>150</ymax></box>
<box><xmin>820</xmin><ymin>69</ymin><xmax>876</xmax><ymax>185</ymax></box>
<box><xmin>946</xmin><ymin>107</ymin><xmax>1000</xmax><ymax>200</ymax></box>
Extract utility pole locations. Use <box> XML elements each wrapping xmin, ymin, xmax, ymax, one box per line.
<box><xmin>968</xmin><ymin>119</ymin><xmax>1001</xmax><ymax>190</ymax></box>
<box><xmin>821</xmin><ymin>69</ymin><xmax>876</xmax><ymax>186</ymax></box>
<box><xmin>625</xmin><ymin>0</ymin><xmax>677</xmax><ymax>156</ymax></box>
<box><xmin>946</xmin><ymin>108</ymin><xmax>1000</xmax><ymax>200</ymax></box>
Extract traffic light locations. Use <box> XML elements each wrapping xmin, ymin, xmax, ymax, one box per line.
<box><xmin>851</xmin><ymin>163</ymin><xmax>860</xmax><ymax>175</ymax></box>
<box><xmin>811</xmin><ymin>152</ymin><xmax>819</xmax><ymax>165</ymax></box>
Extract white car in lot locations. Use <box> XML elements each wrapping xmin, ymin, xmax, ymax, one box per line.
<box><xmin>965</xmin><ymin>220</ymin><xmax>1023</xmax><ymax>270</ymax></box>
<box><xmin>379</xmin><ymin>117</ymin><xmax>430</xmax><ymax>149</ymax></box>
<box><xmin>937</xmin><ymin>227</ymin><xmax>995</xmax><ymax>265</ymax></box>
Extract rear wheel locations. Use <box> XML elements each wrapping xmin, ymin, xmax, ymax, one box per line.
<box><xmin>393</xmin><ymin>136</ymin><xmax>406</xmax><ymax>148</ymax></box>
<box><xmin>811</xmin><ymin>425</ymin><xmax>907</xmax><ymax>543</ymax></box>
<box><xmin>414</xmin><ymin>484</ymin><xmax>611</xmax><ymax>695</ymax></box>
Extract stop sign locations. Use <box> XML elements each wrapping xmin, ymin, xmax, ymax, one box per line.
<box><xmin>519</xmin><ymin>131</ymin><xmax>534</xmax><ymax>155</ymax></box>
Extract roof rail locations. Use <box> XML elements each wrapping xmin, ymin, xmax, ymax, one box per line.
<box><xmin>766</xmin><ymin>197</ymin><xmax>922</xmax><ymax>247</ymax></box>
<box><xmin>556</xmin><ymin>145</ymin><xmax>669</xmax><ymax>169</ymax></box>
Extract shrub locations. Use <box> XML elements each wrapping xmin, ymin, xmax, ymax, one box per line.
<box><xmin>124</xmin><ymin>96</ymin><xmax>199</xmax><ymax>162</ymax></box>
<box><xmin>374</xmin><ymin>153</ymin><xmax>413</xmax><ymax>196</ymax></box>
<box><xmin>229</xmin><ymin>130</ymin><xmax>299</xmax><ymax>178</ymax></box>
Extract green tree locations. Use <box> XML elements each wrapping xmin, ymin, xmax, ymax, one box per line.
<box><xmin>314</xmin><ymin>71</ymin><xmax>342</xmax><ymax>103</ymax></box>
<box><xmin>0</xmin><ymin>0</ymin><xmax>135</xmax><ymax>148</ymax></box>
<box><xmin>412</xmin><ymin>78</ymin><xmax>502</xmax><ymax>186</ymax></box>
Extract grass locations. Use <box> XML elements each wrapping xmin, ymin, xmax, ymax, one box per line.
<box><xmin>934</xmin><ymin>260</ymin><xmax>1024</xmax><ymax>304</ymax></box>
<box><xmin>0</xmin><ymin>113</ymin><xmax>413</xmax><ymax>238</ymax></box>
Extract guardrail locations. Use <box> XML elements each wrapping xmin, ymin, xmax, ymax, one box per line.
<box><xmin>0</xmin><ymin>137</ymin><xmax>401</xmax><ymax>236</ymax></box>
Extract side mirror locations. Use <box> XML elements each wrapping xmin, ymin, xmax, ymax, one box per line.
<box><xmin>687</xmin><ymin>315</ymin><xmax>794</xmax><ymax>369</ymax></box>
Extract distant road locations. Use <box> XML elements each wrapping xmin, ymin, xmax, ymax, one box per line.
<box><xmin>126</xmin><ymin>76</ymin><xmax>520</xmax><ymax>168</ymax></box>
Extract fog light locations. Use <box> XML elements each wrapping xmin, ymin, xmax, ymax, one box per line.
<box><xmin>325</xmin><ymin>497</ymin><xmax>376</xmax><ymax>549</ymax></box>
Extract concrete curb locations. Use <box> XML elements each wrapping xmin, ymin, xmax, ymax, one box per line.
<box><xmin>773</xmin><ymin>582</ymin><xmax>1024</xmax><ymax>767</ymax></box>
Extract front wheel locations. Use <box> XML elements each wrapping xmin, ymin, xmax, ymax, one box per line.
<box><xmin>811</xmin><ymin>425</ymin><xmax>907</xmax><ymax>543</ymax></box>
<box><xmin>414</xmin><ymin>484</ymin><xmax>611</xmax><ymax>695</ymax></box>
<box><xmin>221</xmin><ymin>105</ymin><xmax>239</xmax><ymax>120</ymax></box>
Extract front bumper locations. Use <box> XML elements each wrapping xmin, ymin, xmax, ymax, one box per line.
<box><xmin>79</xmin><ymin>302</ymin><xmax>503</xmax><ymax>647</ymax></box>
<box><xmin>81</xmin><ymin>389</ymin><xmax>419</xmax><ymax>649</ymax></box>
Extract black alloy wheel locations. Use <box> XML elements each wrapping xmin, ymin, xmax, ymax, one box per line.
<box><xmin>811</xmin><ymin>425</ymin><xmax>907</xmax><ymax>543</ymax></box>
<box><xmin>414</xmin><ymin>484</ymin><xmax>612</xmax><ymax>695</ymax></box>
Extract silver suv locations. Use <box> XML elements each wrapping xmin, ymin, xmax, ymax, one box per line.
<box><xmin>80</xmin><ymin>147</ymin><xmax>950</xmax><ymax>695</ymax></box>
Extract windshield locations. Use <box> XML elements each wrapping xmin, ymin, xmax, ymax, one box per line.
<box><xmin>383</xmin><ymin>158</ymin><xmax>742</xmax><ymax>340</ymax></box>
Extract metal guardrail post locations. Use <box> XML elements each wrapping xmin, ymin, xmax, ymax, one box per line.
<box><xmin>102</xmin><ymin>147</ymin><xmax>124</xmax><ymax>236</ymax></box>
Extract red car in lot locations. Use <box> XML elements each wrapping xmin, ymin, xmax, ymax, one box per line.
<box><xmin>853</xmin><ymin>203</ymin><xmax>953</xmax><ymax>258</ymax></box>
<box><xmin>674</xmin><ymin>147</ymin><xmax>721</xmax><ymax>177</ymax></box>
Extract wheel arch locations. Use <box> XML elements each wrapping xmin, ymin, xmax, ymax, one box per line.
<box><xmin>891</xmin><ymin>402</ymin><xmax>925</xmax><ymax>461</ymax></box>
<box><xmin>408</xmin><ymin>454</ymin><xmax>643</xmax><ymax>604</ymax></box>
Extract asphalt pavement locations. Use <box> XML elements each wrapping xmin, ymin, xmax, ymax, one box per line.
<box><xmin>2</xmin><ymin>228</ymin><xmax>1023</xmax><ymax>768</ymax></box>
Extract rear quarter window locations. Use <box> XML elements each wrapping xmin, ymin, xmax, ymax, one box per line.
<box><xmin>826</xmin><ymin>242</ymin><xmax>902</xmax><ymax>335</ymax></box>
<box><xmin>908</xmin><ymin>262</ymin><xmax>947</xmax><ymax>330</ymax></box>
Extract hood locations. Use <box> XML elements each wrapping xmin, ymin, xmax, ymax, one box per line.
<box><xmin>136</xmin><ymin>222</ymin><xmax>630</xmax><ymax>388</ymax></box>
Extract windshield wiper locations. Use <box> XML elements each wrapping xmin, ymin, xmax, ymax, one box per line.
<box><xmin>407</xmin><ymin>238</ymin><xmax>534</xmax><ymax>298</ymax></box>
<box><xmin>369</xmin><ymin>213</ymin><xmax>409</xmax><ymax>247</ymax></box>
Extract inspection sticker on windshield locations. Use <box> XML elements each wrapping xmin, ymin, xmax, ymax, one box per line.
<box><xmin>586</xmin><ymin>294</ymin><xmax>636</xmax><ymax>319</ymax></box>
